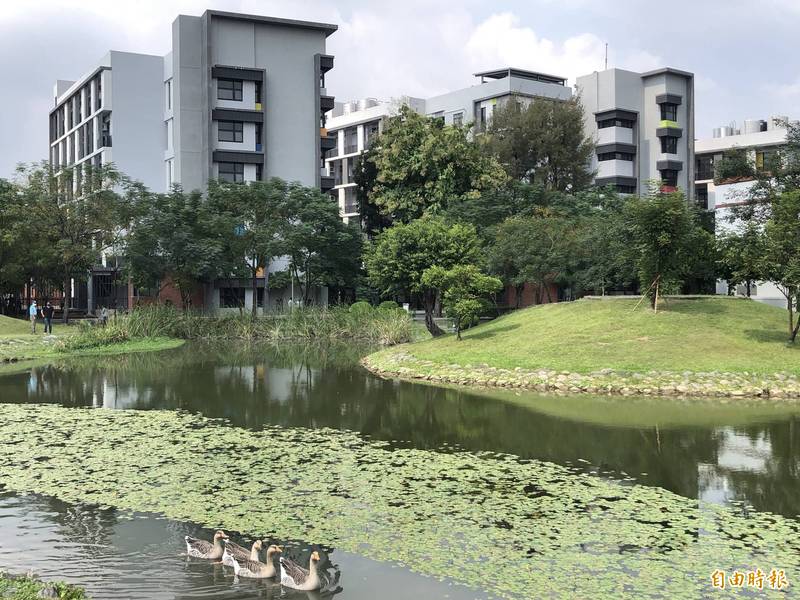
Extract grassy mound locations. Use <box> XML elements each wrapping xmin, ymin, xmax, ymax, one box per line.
<box><xmin>406</xmin><ymin>297</ymin><xmax>800</xmax><ymax>375</ymax></box>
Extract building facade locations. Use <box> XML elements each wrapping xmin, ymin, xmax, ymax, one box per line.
<box><xmin>694</xmin><ymin>117</ymin><xmax>791</xmax><ymax>210</ymax></box>
<box><xmin>576</xmin><ymin>67</ymin><xmax>695</xmax><ymax>198</ymax></box>
<box><xmin>48</xmin><ymin>10</ymin><xmax>337</xmax><ymax>314</ymax></box>
<box><xmin>324</xmin><ymin>68</ymin><xmax>573</xmax><ymax>221</ymax></box>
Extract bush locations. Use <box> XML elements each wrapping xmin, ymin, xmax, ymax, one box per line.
<box><xmin>56</xmin><ymin>320</ymin><xmax>130</xmax><ymax>352</ymax></box>
<box><xmin>349</xmin><ymin>301</ymin><xmax>373</xmax><ymax>314</ymax></box>
<box><xmin>58</xmin><ymin>304</ymin><xmax>415</xmax><ymax>347</ymax></box>
<box><xmin>378</xmin><ymin>300</ymin><xmax>399</xmax><ymax>311</ymax></box>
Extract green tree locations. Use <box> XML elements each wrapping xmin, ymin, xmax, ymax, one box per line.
<box><xmin>626</xmin><ymin>191</ymin><xmax>700</xmax><ymax>310</ymax></box>
<box><xmin>281</xmin><ymin>182</ymin><xmax>362</xmax><ymax>306</ymax></box>
<box><xmin>762</xmin><ymin>190</ymin><xmax>800</xmax><ymax>341</ymax></box>
<box><xmin>0</xmin><ymin>179</ymin><xmax>27</xmax><ymax>313</ymax></box>
<box><xmin>16</xmin><ymin>163</ymin><xmax>134</xmax><ymax>322</ymax></box>
<box><xmin>714</xmin><ymin>147</ymin><xmax>755</xmax><ymax>183</ymax></box>
<box><xmin>485</xmin><ymin>96</ymin><xmax>595</xmax><ymax>191</ymax></box>
<box><xmin>717</xmin><ymin>222</ymin><xmax>767</xmax><ymax>297</ymax></box>
<box><xmin>208</xmin><ymin>179</ymin><xmax>286</xmax><ymax>317</ymax></box>
<box><xmin>366</xmin><ymin>105</ymin><xmax>507</xmax><ymax>222</ymax></box>
<box><xmin>365</xmin><ymin>217</ymin><xmax>481</xmax><ymax>336</ymax></box>
<box><xmin>125</xmin><ymin>186</ymin><xmax>241</xmax><ymax>310</ymax></box>
<box><xmin>488</xmin><ymin>214</ymin><xmax>577</xmax><ymax>306</ymax></box>
<box><xmin>421</xmin><ymin>264</ymin><xmax>502</xmax><ymax>340</ymax></box>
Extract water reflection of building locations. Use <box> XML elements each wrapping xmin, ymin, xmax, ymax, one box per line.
<box><xmin>698</xmin><ymin>428</ymin><xmax>771</xmax><ymax>505</ymax></box>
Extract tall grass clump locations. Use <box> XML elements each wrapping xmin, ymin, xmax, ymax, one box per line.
<box><xmin>60</xmin><ymin>304</ymin><xmax>414</xmax><ymax>350</ymax></box>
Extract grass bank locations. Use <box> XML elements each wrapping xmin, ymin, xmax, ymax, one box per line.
<box><xmin>364</xmin><ymin>297</ymin><xmax>800</xmax><ymax>398</ymax></box>
<box><xmin>0</xmin><ymin>314</ymin><xmax>183</xmax><ymax>365</ymax></box>
<box><xmin>0</xmin><ymin>572</ymin><xmax>86</xmax><ymax>600</ymax></box>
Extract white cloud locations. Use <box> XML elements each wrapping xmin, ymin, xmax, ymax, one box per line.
<box><xmin>464</xmin><ymin>13</ymin><xmax>661</xmax><ymax>84</ymax></box>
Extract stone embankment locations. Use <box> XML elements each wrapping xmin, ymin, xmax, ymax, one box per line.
<box><xmin>363</xmin><ymin>350</ymin><xmax>800</xmax><ymax>399</ymax></box>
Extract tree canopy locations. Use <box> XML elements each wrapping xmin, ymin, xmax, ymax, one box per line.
<box><xmin>485</xmin><ymin>96</ymin><xmax>595</xmax><ymax>191</ymax></box>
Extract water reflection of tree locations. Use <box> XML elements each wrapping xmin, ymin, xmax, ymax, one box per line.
<box><xmin>25</xmin><ymin>493</ymin><xmax>118</xmax><ymax>552</ymax></box>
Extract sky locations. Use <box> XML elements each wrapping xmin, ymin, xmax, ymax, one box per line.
<box><xmin>1</xmin><ymin>0</ymin><xmax>799</xmax><ymax>178</ymax></box>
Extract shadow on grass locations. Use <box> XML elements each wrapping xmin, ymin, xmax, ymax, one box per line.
<box><xmin>744</xmin><ymin>328</ymin><xmax>800</xmax><ymax>345</ymax></box>
<box><xmin>463</xmin><ymin>323</ymin><xmax>521</xmax><ymax>340</ymax></box>
<box><xmin>659</xmin><ymin>298</ymin><xmax>728</xmax><ymax>315</ymax></box>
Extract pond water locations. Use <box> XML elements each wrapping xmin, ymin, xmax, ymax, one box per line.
<box><xmin>1</xmin><ymin>342</ymin><xmax>800</xmax><ymax>598</ymax></box>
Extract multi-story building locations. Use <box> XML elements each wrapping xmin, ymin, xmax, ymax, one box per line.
<box><xmin>49</xmin><ymin>51</ymin><xmax>165</xmax><ymax>195</ymax></box>
<box><xmin>576</xmin><ymin>67</ymin><xmax>695</xmax><ymax>198</ymax></box>
<box><xmin>693</xmin><ymin>117</ymin><xmax>796</xmax><ymax>307</ymax></box>
<box><xmin>694</xmin><ymin>117</ymin><xmax>791</xmax><ymax>210</ymax></box>
<box><xmin>324</xmin><ymin>96</ymin><xmax>425</xmax><ymax>221</ymax></box>
<box><xmin>324</xmin><ymin>68</ymin><xmax>573</xmax><ymax>221</ymax></box>
<box><xmin>48</xmin><ymin>10</ymin><xmax>337</xmax><ymax>314</ymax></box>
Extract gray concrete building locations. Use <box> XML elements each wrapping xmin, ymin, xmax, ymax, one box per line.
<box><xmin>48</xmin><ymin>10</ymin><xmax>337</xmax><ymax>314</ymax></box>
<box><xmin>576</xmin><ymin>67</ymin><xmax>695</xmax><ymax>198</ymax></box>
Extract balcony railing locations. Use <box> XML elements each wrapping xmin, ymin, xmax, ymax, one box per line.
<box><xmin>344</xmin><ymin>144</ymin><xmax>358</xmax><ymax>154</ymax></box>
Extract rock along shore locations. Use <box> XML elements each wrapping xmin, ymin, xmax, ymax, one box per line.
<box><xmin>362</xmin><ymin>349</ymin><xmax>800</xmax><ymax>399</ymax></box>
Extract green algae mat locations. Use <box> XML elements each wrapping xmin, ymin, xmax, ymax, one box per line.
<box><xmin>0</xmin><ymin>405</ymin><xmax>798</xmax><ymax>598</ymax></box>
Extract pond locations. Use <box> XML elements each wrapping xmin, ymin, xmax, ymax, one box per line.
<box><xmin>1</xmin><ymin>342</ymin><xmax>799</xmax><ymax>598</ymax></box>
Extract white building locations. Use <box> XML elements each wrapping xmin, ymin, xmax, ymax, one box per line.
<box><xmin>576</xmin><ymin>67</ymin><xmax>695</xmax><ymax>198</ymax></box>
<box><xmin>49</xmin><ymin>51</ymin><xmax>165</xmax><ymax>194</ymax></box>
<box><xmin>694</xmin><ymin>117</ymin><xmax>792</xmax><ymax>210</ymax></box>
<box><xmin>324</xmin><ymin>68</ymin><xmax>573</xmax><ymax>220</ymax></box>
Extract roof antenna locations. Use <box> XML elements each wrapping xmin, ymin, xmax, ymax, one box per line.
<box><xmin>604</xmin><ymin>43</ymin><xmax>608</xmax><ymax>70</ymax></box>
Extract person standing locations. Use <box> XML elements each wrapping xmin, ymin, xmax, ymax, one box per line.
<box><xmin>29</xmin><ymin>300</ymin><xmax>38</xmax><ymax>333</ymax></box>
<box><xmin>42</xmin><ymin>302</ymin><xmax>55</xmax><ymax>334</ymax></box>
<box><xmin>100</xmin><ymin>306</ymin><xmax>108</xmax><ymax>328</ymax></box>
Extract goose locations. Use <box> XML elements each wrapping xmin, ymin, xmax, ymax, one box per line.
<box><xmin>280</xmin><ymin>551</ymin><xmax>322</xmax><ymax>591</ymax></box>
<box><xmin>227</xmin><ymin>544</ymin><xmax>283</xmax><ymax>579</ymax></box>
<box><xmin>222</xmin><ymin>539</ymin><xmax>262</xmax><ymax>567</ymax></box>
<box><xmin>185</xmin><ymin>530</ymin><xmax>229</xmax><ymax>559</ymax></box>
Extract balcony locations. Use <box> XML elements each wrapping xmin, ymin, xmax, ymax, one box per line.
<box><xmin>320</xmin><ymin>174</ymin><xmax>335</xmax><ymax>192</ymax></box>
<box><xmin>100</xmin><ymin>133</ymin><xmax>112</xmax><ymax>148</ymax></box>
<box><xmin>320</xmin><ymin>95</ymin><xmax>335</xmax><ymax>112</ymax></box>
<box><xmin>597</xmin><ymin>159</ymin><xmax>634</xmax><ymax>178</ymax></box>
<box><xmin>597</xmin><ymin>127</ymin><xmax>633</xmax><ymax>145</ymax></box>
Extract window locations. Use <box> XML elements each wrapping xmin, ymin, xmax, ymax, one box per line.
<box><xmin>453</xmin><ymin>112</ymin><xmax>464</xmax><ymax>127</ymax></box>
<box><xmin>344</xmin><ymin>127</ymin><xmax>358</xmax><ymax>154</ymax></box>
<box><xmin>254</xmin><ymin>81</ymin><xmax>262</xmax><ymax>105</ymax></box>
<box><xmin>95</xmin><ymin>75</ymin><xmax>102</xmax><ymax>111</ymax></box>
<box><xmin>219</xmin><ymin>162</ymin><xmax>244</xmax><ymax>183</ymax></box>
<box><xmin>333</xmin><ymin>160</ymin><xmax>343</xmax><ymax>185</ymax></box>
<box><xmin>218</xmin><ymin>120</ymin><xmax>243</xmax><ymax>143</ymax></box>
<box><xmin>616</xmin><ymin>184</ymin><xmax>637</xmax><ymax>194</ymax></box>
<box><xmin>364</xmin><ymin>121</ymin><xmax>380</xmax><ymax>147</ymax></box>
<box><xmin>255</xmin><ymin>123</ymin><xmax>263</xmax><ymax>151</ymax></box>
<box><xmin>219</xmin><ymin>287</ymin><xmax>245</xmax><ymax>308</ymax></box>
<box><xmin>660</xmin><ymin>169</ymin><xmax>678</xmax><ymax>187</ymax></box>
<box><xmin>598</xmin><ymin>118</ymin><xmax>635</xmax><ymax>129</ymax></box>
<box><xmin>165</xmin><ymin>158</ymin><xmax>174</xmax><ymax>187</ymax></box>
<box><xmin>696</xmin><ymin>155</ymin><xmax>714</xmax><ymax>180</ymax></box>
<box><xmin>217</xmin><ymin>79</ymin><xmax>243</xmax><ymax>101</ymax></box>
<box><xmin>660</xmin><ymin>136</ymin><xmax>678</xmax><ymax>154</ymax></box>
<box><xmin>344</xmin><ymin>186</ymin><xmax>357</xmax><ymax>214</ymax></box>
<box><xmin>165</xmin><ymin>79</ymin><xmax>172</xmax><ymax>110</ymax></box>
<box><xmin>597</xmin><ymin>151</ymin><xmax>635</xmax><ymax>162</ymax></box>
<box><xmin>431</xmin><ymin>111</ymin><xmax>445</xmax><ymax>125</ymax></box>
<box><xmin>695</xmin><ymin>184</ymin><xmax>709</xmax><ymax>208</ymax></box>
<box><xmin>660</xmin><ymin>103</ymin><xmax>678</xmax><ymax>121</ymax></box>
<box><xmin>347</xmin><ymin>158</ymin><xmax>355</xmax><ymax>183</ymax></box>
<box><xmin>480</xmin><ymin>106</ymin><xmax>487</xmax><ymax>130</ymax></box>
<box><xmin>255</xmin><ymin>163</ymin><xmax>262</xmax><ymax>181</ymax></box>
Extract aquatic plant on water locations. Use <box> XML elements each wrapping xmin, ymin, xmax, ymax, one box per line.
<box><xmin>0</xmin><ymin>405</ymin><xmax>797</xmax><ymax>598</ymax></box>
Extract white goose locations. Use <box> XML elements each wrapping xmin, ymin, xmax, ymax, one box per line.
<box><xmin>280</xmin><ymin>551</ymin><xmax>322</xmax><ymax>591</ymax></box>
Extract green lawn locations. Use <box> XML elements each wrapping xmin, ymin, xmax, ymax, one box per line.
<box><xmin>408</xmin><ymin>297</ymin><xmax>800</xmax><ymax>375</ymax></box>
